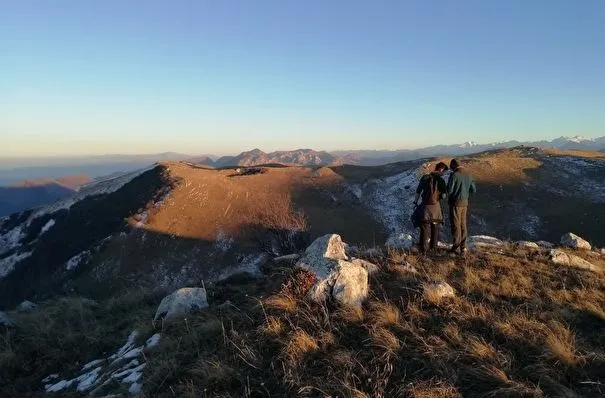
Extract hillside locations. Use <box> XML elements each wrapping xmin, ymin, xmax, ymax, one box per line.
<box><xmin>0</xmin><ymin>147</ymin><xmax>604</xmax><ymax>396</ymax></box>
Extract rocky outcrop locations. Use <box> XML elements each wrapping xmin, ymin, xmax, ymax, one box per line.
<box><xmin>297</xmin><ymin>234</ymin><xmax>369</xmax><ymax>307</ymax></box>
<box><xmin>351</xmin><ymin>258</ymin><xmax>380</xmax><ymax>275</ymax></box>
<box><xmin>550</xmin><ymin>249</ymin><xmax>598</xmax><ymax>272</ymax></box>
<box><xmin>386</xmin><ymin>233</ymin><xmax>414</xmax><ymax>250</ymax></box>
<box><xmin>561</xmin><ymin>233</ymin><xmax>592</xmax><ymax>250</ymax></box>
<box><xmin>423</xmin><ymin>282</ymin><xmax>455</xmax><ymax>301</ymax></box>
<box><xmin>153</xmin><ymin>287</ymin><xmax>208</xmax><ymax>324</ymax></box>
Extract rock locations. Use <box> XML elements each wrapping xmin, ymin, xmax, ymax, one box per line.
<box><xmin>550</xmin><ymin>249</ymin><xmax>598</xmax><ymax>272</ymax></box>
<box><xmin>468</xmin><ymin>235</ymin><xmax>504</xmax><ymax>249</ymax></box>
<box><xmin>423</xmin><ymin>282</ymin><xmax>455</xmax><ymax>301</ymax></box>
<box><xmin>351</xmin><ymin>258</ymin><xmax>379</xmax><ymax>275</ymax></box>
<box><xmin>296</xmin><ymin>234</ymin><xmax>347</xmax><ymax>279</ymax></box>
<box><xmin>273</xmin><ymin>253</ymin><xmax>300</xmax><ymax>263</ymax></box>
<box><xmin>299</xmin><ymin>235</ymin><xmax>369</xmax><ymax>307</ymax></box>
<box><xmin>385</xmin><ymin>233</ymin><xmax>414</xmax><ymax>250</ymax></box>
<box><xmin>16</xmin><ymin>300</ymin><xmax>37</xmax><ymax>312</ymax></box>
<box><xmin>0</xmin><ymin>311</ymin><xmax>13</xmax><ymax>327</ymax></box>
<box><xmin>536</xmin><ymin>241</ymin><xmax>554</xmax><ymax>248</ymax></box>
<box><xmin>560</xmin><ymin>233</ymin><xmax>592</xmax><ymax>250</ymax></box>
<box><xmin>331</xmin><ymin>261</ymin><xmax>369</xmax><ymax>307</ymax></box>
<box><xmin>153</xmin><ymin>287</ymin><xmax>208</xmax><ymax>323</ymax></box>
<box><xmin>516</xmin><ymin>241</ymin><xmax>540</xmax><ymax>250</ymax></box>
<box><xmin>600</xmin><ymin>248</ymin><xmax>605</xmax><ymax>256</ymax></box>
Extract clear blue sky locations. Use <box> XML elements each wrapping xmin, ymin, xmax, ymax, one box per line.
<box><xmin>1</xmin><ymin>0</ymin><xmax>604</xmax><ymax>156</ymax></box>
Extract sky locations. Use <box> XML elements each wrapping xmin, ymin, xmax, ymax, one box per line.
<box><xmin>1</xmin><ymin>0</ymin><xmax>604</xmax><ymax>157</ymax></box>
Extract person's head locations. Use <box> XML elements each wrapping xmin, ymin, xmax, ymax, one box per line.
<box><xmin>434</xmin><ymin>162</ymin><xmax>448</xmax><ymax>174</ymax></box>
<box><xmin>450</xmin><ymin>159</ymin><xmax>460</xmax><ymax>170</ymax></box>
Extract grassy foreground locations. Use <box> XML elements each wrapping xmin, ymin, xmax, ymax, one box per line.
<box><xmin>1</xmin><ymin>246</ymin><xmax>604</xmax><ymax>397</ymax></box>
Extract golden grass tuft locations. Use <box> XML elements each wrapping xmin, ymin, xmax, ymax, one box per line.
<box><xmin>283</xmin><ymin>329</ymin><xmax>319</xmax><ymax>364</ymax></box>
<box><xmin>264</xmin><ymin>293</ymin><xmax>298</xmax><ymax>313</ymax></box>
<box><xmin>370</xmin><ymin>327</ymin><xmax>401</xmax><ymax>351</ymax></box>
<box><xmin>403</xmin><ymin>380</ymin><xmax>462</xmax><ymax>398</ymax></box>
<box><xmin>544</xmin><ymin>322</ymin><xmax>578</xmax><ymax>366</ymax></box>
<box><xmin>260</xmin><ymin>315</ymin><xmax>284</xmax><ymax>336</ymax></box>
<box><xmin>368</xmin><ymin>301</ymin><xmax>401</xmax><ymax>326</ymax></box>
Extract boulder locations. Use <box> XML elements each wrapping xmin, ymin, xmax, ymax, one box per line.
<box><xmin>560</xmin><ymin>233</ymin><xmax>591</xmax><ymax>250</ymax></box>
<box><xmin>153</xmin><ymin>287</ymin><xmax>208</xmax><ymax>323</ymax></box>
<box><xmin>550</xmin><ymin>249</ymin><xmax>598</xmax><ymax>272</ymax></box>
<box><xmin>516</xmin><ymin>241</ymin><xmax>540</xmax><ymax>250</ymax></box>
<box><xmin>298</xmin><ymin>235</ymin><xmax>368</xmax><ymax>307</ymax></box>
<box><xmin>297</xmin><ymin>234</ymin><xmax>347</xmax><ymax>279</ymax></box>
<box><xmin>16</xmin><ymin>300</ymin><xmax>37</xmax><ymax>312</ymax></box>
<box><xmin>350</xmin><ymin>258</ymin><xmax>379</xmax><ymax>275</ymax></box>
<box><xmin>468</xmin><ymin>235</ymin><xmax>504</xmax><ymax>250</ymax></box>
<box><xmin>423</xmin><ymin>282</ymin><xmax>455</xmax><ymax>301</ymax></box>
<box><xmin>0</xmin><ymin>311</ymin><xmax>13</xmax><ymax>327</ymax></box>
<box><xmin>386</xmin><ymin>233</ymin><xmax>414</xmax><ymax>250</ymax></box>
<box><xmin>536</xmin><ymin>241</ymin><xmax>554</xmax><ymax>248</ymax></box>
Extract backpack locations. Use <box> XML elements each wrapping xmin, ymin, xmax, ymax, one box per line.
<box><xmin>422</xmin><ymin>174</ymin><xmax>441</xmax><ymax>205</ymax></box>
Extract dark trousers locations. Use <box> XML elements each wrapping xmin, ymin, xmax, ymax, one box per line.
<box><xmin>450</xmin><ymin>205</ymin><xmax>468</xmax><ymax>252</ymax></box>
<box><xmin>420</xmin><ymin>222</ymin><xmax>440</xmax><ymax>253</ymax></box>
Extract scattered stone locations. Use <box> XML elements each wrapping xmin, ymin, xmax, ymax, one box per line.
<box><xmin>516</xmin><ymin>241</ymin><xmax>540</xmax><ymax>250</ymax></box>
<box><xmin>0</xmin><ymin>311</ymin><xmax>13</xmax><ymax>327</ymax></box>
<box><xmin>550</xmin><ymin>249</ymin><xmax>598</xmax><ymax>272</ymax></box>
<box><xmin>536</xmin><ymin>240</ymin><xmax>554</xmax><ymax>248</ymax></box>
<box><xmin>423</xmin><ymin>282</ymin><xmax>455</xmax><ymax>301</ymax></box>
<box><xmin>273</xmin><ymin>253</ymin><xmax>300</xmax><ymax>263</ymax></box>
<box><xmin>385</xmin><ymin>233</ymin><xmax>414</xmax><ymax>250</ymax></box>
<box><xmin>299</xmin><ymin>235</ymin><xmax>369</xmax><ymax>307</ymax></box>
<box><xmin>297</xmin><ymin>234</ymin><xmax>347</xmax><ymax>279</ymax></box>
<box><xmin>16</xmin><ymin>300</ymin><xmax>37</xmax><ymax>312</ymax></box>
<box><xmin>468</xmin><ymin>235</ymin><xmax>504</xmax><ymax>250</ymax></box>
<box><xmin>351</xmin><ymin>258</ymin><xmax>379</xmax><ymax>275</ymax></box>
<box><xmin>153</xmin><ymin>287</ymin><xmax>208</xmax><ymax>324</ymax></box>
<box><xmin>560</xmin><ymin>233</ymin><xmax>592</xmax><ymax>250</ymax></box>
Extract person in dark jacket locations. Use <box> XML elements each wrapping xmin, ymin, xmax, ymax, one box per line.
<box><xmin>414</xmin><ymin>162</ymin><xmax>448</xmax><ymax>253</ymax></box>
<box><xmin>447</xmin><ymin>159</ymin><xmax>476</xmax><ymax>254</ymax></box>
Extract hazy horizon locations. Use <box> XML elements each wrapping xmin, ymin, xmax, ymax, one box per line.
<box><xmin>2</xmin><ymin>1</ymin><xmax>604</xmax><ymax>157</ymax></box>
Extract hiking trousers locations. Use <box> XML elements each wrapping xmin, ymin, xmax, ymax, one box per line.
<box><xmin>450</xmin><ymin>205</ymin><xmax>468</xmax><ymax>252</ymax></box>
<box><xmin>420</xmin><ymin>222</ymin><xmax>440</xmax><ymax>253</ymax></box>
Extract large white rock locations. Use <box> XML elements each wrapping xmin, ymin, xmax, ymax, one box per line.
<box><xmin>560</xmin><ymin>233</ymin><xmax>592</xmax><ymax>250</ymax></box>
<box><xmin>0</xmin><ymin>311</ymin><xmax>13</xmax><ymax>327</ymax></box>
<box><xmin>153</xmin><ymin>287</ymin><xmax>208</xmax><ymax>323</ymax></box>
<box><xmin>350</xmin><ymin>258</ymin><xmax>379</xmax><ymax>275</ymax></box>
<box><xmin>16</xmin><ymin>300</ymin><xmax>37</xmax><ymax>312</ymax></box>
<box><xmin>468</xmin><ymin>235</ymin><xmax>504</xmax><ymax>249</ymax></box>
<box><xmin>423</xmin><ymin>282</ymin><xmax>456</xmax><ymax>301</ymax></box>
<box><xmin>297</xmin><ymin>234</ymin><xmax>347</xmax><ymax>279</ymax></box>
<box><xmin>298</xmin><ymin>235</ymin><xmax>368</xmax><ymax>307</ymax></box>
<box><xmin>550</xmin><ymin>249</ymin><xmax>598</xmax><ymax>272</ymax></box>
<box><xmin>386</xmin><ymin>233</ymin><xmax>414</xmax><ymax>250</ymax></box>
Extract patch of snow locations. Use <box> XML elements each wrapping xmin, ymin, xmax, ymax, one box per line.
<box><xmin>43</xmin><ymin>330</ymin><xmax>160</xmax><ymax>395</ymax></box>
<box><xmin>65</xmin><ymin>250</ymin><xmax>91</xmax><ymax>271</ymax></box>
<box><xmin>40</xmin><ymin>219</ymin><xmax>56</xmax><ymax>235</ymax></box>
<box><xmin>82</xmin><ymin>359</ymin><xmax>104</xmax><ymax>371</ymax></box>
<box><xmin>217</xmin><ymin>252</ymin><xmax>268</xmax><ymax>281</ymax></box>
<box><xmin>0</xmin><ymin>251</ymin><xmax>32</xmax><ymax>279</ymax></box>
<box><xmin>0</xmin><ymin>226</ymin><xmax>24</xmax><ymax>256</ymax></box>
<box><xmin>365</xmin><ymin>168</ymin><xmax>419</xmax><ymax>235</ymax></box>
<box><xmin>348</xmin><ymin>184</ymin><xmax>363</xmax><ymax>200</ymax></box>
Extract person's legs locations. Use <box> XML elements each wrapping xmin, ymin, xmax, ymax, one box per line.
<box><xmin>450</xmin><ymin>206</ymin><xmax>462</xmax><ymax>252</ymax></box>
<box><xmin>459</xmin><ymin>206</ymin><xmax>468</xmax><ymax>251</ymax></box>
<box><xmin>420</xmin><ymin>222</ymin><xmax>430</xmax><ymax>253</ymax></box>
<box><xmin>430</xmin><ymin>222</ymin><xmax>439</xmax><ymax>251</ymax></box>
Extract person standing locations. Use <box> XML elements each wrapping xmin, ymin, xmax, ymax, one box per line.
<box><xmin>447</xmin><ymin>159</ymin><xmax>476</xmax><ymax>254</ymax></box>
<box><xmin>414</xmin><ymin>162</ymin><xmax>448</xmax><ymax>253</ymax></box>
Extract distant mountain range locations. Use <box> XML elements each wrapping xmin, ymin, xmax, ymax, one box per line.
<box><xmin>210</xmin><ymin>148</ymin><xmax>345</xmax><ymax>168</ymax></box>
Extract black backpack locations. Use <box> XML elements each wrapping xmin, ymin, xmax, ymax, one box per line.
<box><xmin>422</xmin><ymin>174</ymin><xmax>441</xmax><ymax>205</ymax></box>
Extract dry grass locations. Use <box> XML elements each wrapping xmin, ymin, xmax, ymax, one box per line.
<box><xmin>282</xmin><ymin>329</ymin><xmax>319</xmax><ymax>365</ymax></box>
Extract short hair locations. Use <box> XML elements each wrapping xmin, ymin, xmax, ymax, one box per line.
<box><xmin>435</xmin><ymin>162</ymin><xmax>448</xmax><ymax>171</ymax></box>
<box><xmin>450</xmin><ymin>159</ymin><xmax>460</xmax><ymax>170</ymax></box>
